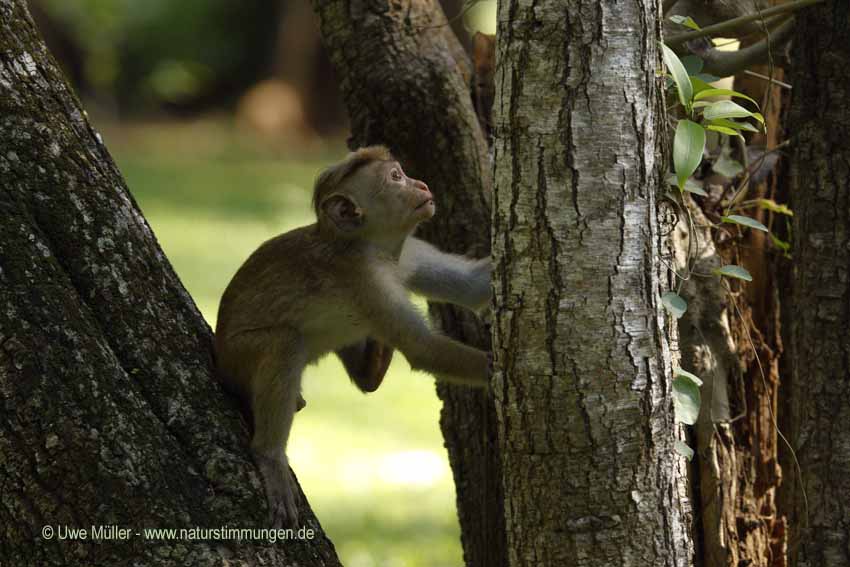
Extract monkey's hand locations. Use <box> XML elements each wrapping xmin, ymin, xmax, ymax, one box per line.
<box><xmin>470</xmin><ymin>257</ymin><xmax>492</xmax><ymax>313</ymax></box>
<box><xmin>253</xmin><ymin>452</ymin><xmax>301</xmax><ymax>528</ymax></box>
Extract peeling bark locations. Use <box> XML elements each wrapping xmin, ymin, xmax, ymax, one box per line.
<box><xmin>0</xmin><ymin>1</ymin><xmax>341</xmax><ymax>564</ymax></box>
<box><xmin>780</xmin><ymin>2</ymin><xmax>850</xmax><ymax>565</ymax></box>
<box><xmin>491</xmin><ymin>1</ymin><xmax>693</xmax><ymax>565</ymax></box>
<box><xmin>674</xmin><ymin>201</ymin><xmax>739</xmax><ymax>567</ymax></box>
<box><xmin>709</xmin><ymin>45</ymin><xmax>789</xmax><ymax>567</ymax></box>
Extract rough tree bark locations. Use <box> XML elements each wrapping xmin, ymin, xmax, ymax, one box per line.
<box><xmin>491</xmin><ymin>1</ymin><xmax>693</xmax><ymax>565</ymax></box>
<box><xmin>675</xmin><ymin>201</ymin><xmax>739</xmax><ymax>567</ymax></box>
<box><xmin>706</xmin><ymin>29</ymin><xmax>789</xmax><ymax>565</ymax></box>
<box><xmin>685</xmin><ymin>19</ymin><xmax>791</xmax><ymax>565</ymax></box>
<box><xmin>0</xmin><ymin>2</ymin><xmax>341</xmax><ymax>564</ymax></box>
<box><xmin>780</xmin><ymin>2</ymin><xmax>850</xmax><ymax>565</ymax></box>
<box><xmin>310</xmin><ymin>1</ymin><xmax>506</xmax><ymax>566</ymax></box>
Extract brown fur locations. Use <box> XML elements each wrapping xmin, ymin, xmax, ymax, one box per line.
<box><xmin>311</xmin><ymin>145</ymin><xmax>392</xmax><ymax>218</ymax></box>
<box><xmin>214</xmin><ymin>147</ymin><xmax>491</xmax><ymax>527</ymax></box>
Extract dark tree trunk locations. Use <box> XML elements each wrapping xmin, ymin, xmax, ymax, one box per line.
<box><xmin>780</xmin><ymin>2</ymin><xmax>850</xmax><ymax>565</ymax></box>
<box><xmin>688</xmin><ymin>29</ymin><xmax>790</xmax><ymax>566</ymax></box>
<box><xmin>309</xmin><ymin>1</ymin><xmax>506</xmax><ymax>566</ymax></box>
<box><xmin>0</xmin><ymin>1</ymin><xmax>340</xmax><ymax>564</ymax></box>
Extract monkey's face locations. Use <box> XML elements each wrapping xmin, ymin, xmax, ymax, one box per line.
<box><xmin>381</xmin><ymin>161</ymin><xmax>435</xmax><ymax>225</ymax></box>
<box><xmin>357</xmin><ymin>161</ymin><xmax>434</xmax><ymax>236</ymax></box>
<box><xmin>319</xmin><ymin>159</ymin><xmax>435</xmax><ymax>244</ymax></box>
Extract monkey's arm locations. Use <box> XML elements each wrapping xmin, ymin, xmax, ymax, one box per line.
<box><xmin>362</xmin><ymin>269</ymin><xmax>489</xmax><ymax>387</ymax></box>
<box><xmin>336</xmin><ymin>338</ymin><xmax>394</xmax><ymax>393</ymax></box>
<box><xmin>399</xmin><ymin>237</ymin><xmax>491</xmax><ymax>312</ymax></box>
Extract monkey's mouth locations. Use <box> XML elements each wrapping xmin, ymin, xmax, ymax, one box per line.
<box><xmin>415</xmin><ymin>198</ymin><xmax>434</xmax><ymax>210</ymax></box>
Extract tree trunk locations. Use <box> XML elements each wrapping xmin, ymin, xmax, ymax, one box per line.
<box><xmin>780</xmin><ymin>2</ymin><xmax>850</xmax><ymax>565</ymax></box>
<box><xmin>490</xmin><ymin>1</ymin><xmax>693</xmax><ymax>565</ymax></box>
<box><xmin>675</xmin><ymin>200</ymin><xmax>740</xmax><ymax>567</ymax></box>
<box><xmin>688</xmin><ymin>25</ymin><xmax>790</xmax><ymax>566</ymax></box>
<box><xmin>310</xmin><ymin>1</ymin><xmax>506</xmax><ymax>566</ymax></box>
<box><xmin>0</xmin><ymin>2</ymin><xmax>341</xmax><ymax>564</ymax></box>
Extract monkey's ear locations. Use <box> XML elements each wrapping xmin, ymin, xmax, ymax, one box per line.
<box><xmin>321</xmin><ymin>194</ymin><xmax>364</xmax><ymax>232</ymax></box>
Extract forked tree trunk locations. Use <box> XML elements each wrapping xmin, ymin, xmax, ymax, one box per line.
<box><xmin>780</xmin><ymin>2</ymin><xmax>850</xmax><ymax>565</ymax></box>
<box><xmin>0</xmin><ymin>2</ymin><xmax>340</xmax><ymax>564</ymax></box>
<box><xmin>310</xmin><ymin>1</ymin><xmax>507</xmax><ymax>566</ymax></box>
<box><xmin>490</xmin><ymin>1</ymin><xmax>693</xmax><ymax>565</ymax></box>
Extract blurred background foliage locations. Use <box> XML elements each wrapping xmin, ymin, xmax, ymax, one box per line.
<box><xmin>29</xmin><ymin>0</ymin><xmax>494</xmax><ymax>564</ymax></box>
<box><xmin>35</xmin><ymin>0</ymin><xmax>279</xmax><ymax>109</ymax></box>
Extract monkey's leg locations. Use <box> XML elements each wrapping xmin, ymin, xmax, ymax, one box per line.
<box><xmin>336</xmin><ymin>337</ymin><xmax>395</xmax><ymax>393</ymax></box>
<box><xmin>250</xmin><ymin>348</ymin><xmax>306</xmax><ymax>527</ymax></box>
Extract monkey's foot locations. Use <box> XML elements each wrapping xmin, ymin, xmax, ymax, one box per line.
<box><xmin>253</xmin><ymin>452</ymin><xmax>300</xmax><ymax>527</ymax></box>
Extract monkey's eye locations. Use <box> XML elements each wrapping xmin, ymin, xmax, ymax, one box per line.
<box><xmin>390</xmin><ymin>169</ymin><xmax>403</xmax><ymax>182</ymax></box>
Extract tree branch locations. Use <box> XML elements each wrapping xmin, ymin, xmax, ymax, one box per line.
<box><xmin>665</xmin><ymin>0</ymin><xmax>823</xmax><ymax>49</ymax></box>
<box><xmin>699</xmin><ymin>18</ymin><xmax>795</xmax><ymax>77</ymax></box>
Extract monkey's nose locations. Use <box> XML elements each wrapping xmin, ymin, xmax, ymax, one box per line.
<box><xmin>415</xmin><ymin>180</ymin><xmax>431</xmax><ymax>194</ymax></box>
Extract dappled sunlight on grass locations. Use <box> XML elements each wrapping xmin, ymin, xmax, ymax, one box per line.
<box><xmin>377</xmin><ymin>450</ymin><xmax>447</xmax><ymax>487</ymax></box>
<box><xmin>292</xmin><ymin>357</ymin><xmax>462</xmax><ymax>567</ymax></box>
<box><xmin>113</xmin><ymin>124</ymin><xmax>463</xmax><ymax>567</ymax></box>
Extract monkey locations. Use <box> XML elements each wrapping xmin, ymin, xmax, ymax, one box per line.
<box><xmin>214</xmin><ymin>145</ymin><xmax>491</xmax><ymax>527</ymax></box>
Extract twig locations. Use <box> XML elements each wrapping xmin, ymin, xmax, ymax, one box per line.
<box><xmin>665</xmin><ymin>0</ymin><xmax>824</xmax><ymax>49</ymax></box>
<box><xmin>700</xmin><ymin>18</ymin><xmax>795</xmax><ymax>77</ymax></box>
<box><xmin>743</xmin><ymin>70</ymin><xmax>792</xmax><ymax>90</ymax></box>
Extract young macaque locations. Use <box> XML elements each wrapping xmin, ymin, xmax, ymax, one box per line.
<box><xmin>215</xmin><ymin>146</ymin><xmax>491</xmax><ymax>527</ymax></box>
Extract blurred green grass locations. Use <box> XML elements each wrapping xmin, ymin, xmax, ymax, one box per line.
<box><xmin>112</xmin><ymin>124</ymin><xmax>463</xmax><ymax>567</ymax></box>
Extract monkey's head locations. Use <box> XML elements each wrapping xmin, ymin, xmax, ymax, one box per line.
<box><xmin>313</xmin><ymin>146</ymin><xmax>435</xmax><ymax>242</ymax></box>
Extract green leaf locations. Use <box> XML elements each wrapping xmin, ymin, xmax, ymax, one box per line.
<box><xmin>689</xmin><ymin>76</ymin><xmax>713</xmax><ymax>95</ymax></box>
<box><xmin>674</xmin><ymin>366</ymin><xmax>704</xmax><ymax>387</ymax></box>
<box><xmin>706</xmin><ymin>125</ymin><xmax>742</xmax><ymax>137</ymax></box>
<box><xmin>684</xmin><ymin>181</ymin><xmax>708</xmax><ymax>196</ymax></box>
<box><xmin>669</xmin><ymin>15</ymin><xmax>702</xmax><ymax>31</ymax></box>
<box><xmin>693</xmin><ymin>88</ymin><xmax>758</xmax><ymax>105</ymax></box>
<box><xmin>695</xmin><ymin>72</ymin><xmax>721</xmax><ymax>83</ymax></box>
<box><xmin>673</xmin><ymin>119</ymin><xmax>705</xmax><ymax>189</ymax></box>
<box><xmin>722</xmin><ymin>214</ymin><xmax>769</xmax><ymax>232</ymax></box>
<box><xmin>674</xmin><ymin>440</ymin><xmax>695</xmax><ymax>461</ymax></box>
<box><xmin>665</xmin><ymin>173</ymin><xmax>708</xmax><ymax>196</ymax></box>
<box><xmin>662</xmin><ymin>291</ymin><xmax>688</xmax><ymax>319</ymax></box>
<box><xmin>770</xmin><ymin>233</ymin><xmax>791</xmax><ymax>255</ymax></box>
<box><xmin>702</xmin><ymin>100</ymin><xmax>759</xmax><ymax>121</ymax></box>
<box><xmin>758</xmin><ymin>198</ymin><xmax>794</xmax><ymax>216</ymax></box>
<box><xmin>714</xmin><ymin>264</ymin><xmax>753</xmax><ymax>281</ymax></box>
<box><xmin>712</xmin><ymin>149</ymin><xmax>743</xmax><ymax>178</ymax></box>
<box><xmin>660</xmin><ymin>42</ymin><xmax>693</xmax><ymax>108</ymax></box>
<box><xmin>673</xmin><ymin>375</ymin><xmax>702</xmax><ymax>425</ymax></box>
<box><xmin>681</xmin><ymin>54</ymin><xmax>704</xmax><ymax>75</ymax></box>
<box><xmin>707</xmin><ymin>118</ymin><xmax>759</xmax><ymax>133</ymax></box>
